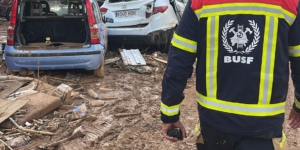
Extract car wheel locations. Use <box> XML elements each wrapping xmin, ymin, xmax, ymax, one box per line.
<box><xmin>93</xmin><ymin>57</ymin><xmax>105</xmax><ymax>78</ymax></box>
<box><xmin>5</xmin><ymin>7</ymin><xmax>11</xmax><ymax>21</ymax></box>
<box><xmin>163</xmin><ymin>28</ymin><xmax>176</xmax><ymax>53</ymax></box>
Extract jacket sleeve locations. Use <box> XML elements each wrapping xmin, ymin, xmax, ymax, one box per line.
<box><xmin>161</xmin><ymin>0</ymin><xmax>198</xmax><ymax>123</ymax></box>
<box><xmin>289</xmin><ymin>1</ymin><xmax>300</xmax><ymax>113</ymax></box>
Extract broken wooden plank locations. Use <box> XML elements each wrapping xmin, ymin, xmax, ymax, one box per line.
<box><xmin>152</xmin><ymin>57</ymin><xmax>167</xmax><ymax>64</ymax></box>
<box><xmin>21</xmin><ymin>128</ymin><xmax>56</xmax><ymax>136</ymax></box>
<box><xmin>0</xmin><ymin>93</ymin><xmax>61</xmax><ymax>129</ymax></box>
<box><xmin>114</xmin><ymin>113</ymin><xmax>141</xmax><ymax>118</ymax></box>
<box><xmin>105</xmin><ymin>57</ymin><xmax>120</xmax><ymax>65</ymax></box>
<box><xmin>0</xmin><ymin>81</ymin><xmax>26</xmax><ymax>99</ymax></box>
<box><xmin>0</xmin><ymin>75</ymin><xmax>34</xmax><ymax>81</ymax></box>
<box><xmin>0</xmin><ymin>99</ymin><xmax>28</xmax><ymax>124</ymax></box>
<box><xmin>0</xmin><ymin>139</ymin><xmax>13</xmax><ymax>150</ymax></box>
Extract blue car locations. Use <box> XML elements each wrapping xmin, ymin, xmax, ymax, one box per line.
<box><xmin>5</xmin><ymin>0</ymin><xmax>108</xmax><ymax>78</ymax></box>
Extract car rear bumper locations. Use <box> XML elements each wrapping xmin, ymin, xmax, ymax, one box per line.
<box><xmin>108</xmin><ymin>28</ymin><xmax>175</xmax><ymax>45</ymax></box>
<box><xmin>5</xmin><ymin>44</ymin><xmax>105</xmax><ymax>71</ymax></box>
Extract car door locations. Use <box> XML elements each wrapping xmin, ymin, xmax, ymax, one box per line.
<box><xmin>92</xmin><ymin>2</ymin><xmax>107</xmax><ymax>49</ymax></box>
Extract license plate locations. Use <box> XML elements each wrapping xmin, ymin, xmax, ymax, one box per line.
<box><xmin>116</xmin><ymin>10</ymin><xmax>136</xmax><ymax>18</ymax></box>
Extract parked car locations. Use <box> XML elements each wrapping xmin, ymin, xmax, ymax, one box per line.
<box><xmin>5</xmin><ymin>0</ymin><xmax>109</xmax><ymax>78</ymax></box>
<box><xmin>0</xmin><ymin>0</ymin><xmax>13</xmax><ymax>21</ymax></box>
<box><xmin>100</xmin><ymin>0</ymin><xmax>186</xmax><ymax>49</ymax></box>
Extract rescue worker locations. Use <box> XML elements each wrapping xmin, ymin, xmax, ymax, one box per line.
<box><xmin>160</xmin><ymin>0</ymin><xmax>300</xmax><ymax>149</ymax></box>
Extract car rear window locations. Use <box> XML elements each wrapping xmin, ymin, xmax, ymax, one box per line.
<box><xmin>106</xmin><ymin>0</ymin><xmax>138</xmax><ymax>3</ymax></box>
<box><xmin>21</xmin><ymin>0</ymin><xmax>84</xmax><ymax>17</ymax></box>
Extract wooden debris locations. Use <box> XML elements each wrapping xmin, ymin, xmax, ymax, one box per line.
<box><xmin>105</xmin><ymin>57</ymin><xmax>120</xmax><ymax>65</ymax></box>
<box><xmin>0</xmin><ymin>81</ymin><xmax>26</xmax><ymax>98</ymax></box>
<box><xmin>79</xmin><ymin>94</ymin><xmax>89</xmax><ymax>101</ymax></box>
<box><xmin>48</xmin><ymin>76</ymin><xmax>76</xmax><ymax>83</ymax></box>
<box><xmin>33</xmin><ymin>119</ymin><xmax>44</xmax><ymax>125</ymax></box>
<box><xmin>99</xmin><ymin>87</ymin><xmax>113</xmax><ymax>91</ymax></box>
<box><xmin>21</xmin><ymin>128</ymin><xmax>56</xmax><ymax>136</ymax></box>
<box><xmin>9</xmin><ymin>117</ymin><xmax>22</xmax><ymax>130</ymax></box>
<box><xmin>84</xmin><ymin>115</ymin><xmax>97</xmax><ymax>122</ymax></box>
<box><xmin>89</xmin><ymin>100</ymin><xmax>105</xmax><ymax>107</ymax></box>
<box><xmin>0</xmin><ymin>99</ymin><xmax>28</xmax><ymax>124</ymax></box>
<box><xmin>101</xmin><ymin>97</ymin><xmax>118</xmax><ymax>100</ymax></box>
<box><xmin>46</xmin><ymin>138</ymin><xmax>69</xmax><ymax>147</ymax></box>
<box><xmin>114</xmin><ymin>112</ymin><xmax>141</xmax><ymax>118</ymax></box>
<box><xmin>12</xmin><ymin>128</ymin><xmax>30</xmax><ymax>137</ymax></box>
<box><xmin>152</xmin><ymin>57</ymin><xmax>167</xmax><ymax>64</ymax></box>
<box><xmin>0</xmin><ymin>75</ymin><xmax>34</xmax><ymax>81</ymax></box>
<box><xmin>70</xmin><ymin>126</ymin><xmax>86</xmax><ymax>139</ymax></box>
<box><xmin>0</xmin><ymin>139</ymin><xmax>13</xmax><ymax>150</ymax></box>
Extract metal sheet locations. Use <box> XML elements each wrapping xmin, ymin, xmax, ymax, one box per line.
<box><xmin>119</xmin><ymin>49</ymin><xmax>146</xmax><ymax>66</ymax></box>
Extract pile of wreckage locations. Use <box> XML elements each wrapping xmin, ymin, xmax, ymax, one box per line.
<box><xmin>0</xmin><ymin>75</ymin><xmax>106</xmax><ymax>149</ymax></box>
<box><xmin>0</xmin><ymin>49</ymin><xmax>168</xmax><ymax>149</ymax></box>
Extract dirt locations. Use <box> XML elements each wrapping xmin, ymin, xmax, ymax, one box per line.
<box><xmin>0</xmin><ymin>18</ymin><xmax>299</xmax><ymax>150</ymax></box>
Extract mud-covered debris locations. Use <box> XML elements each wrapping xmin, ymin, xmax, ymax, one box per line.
<box><xmin>8</xmin><ymin>135</ymin><xmax>31</xmax><ymax>148</ymax></box>
<box><xmin>84</xmin><ymin>133</ymin><xmax>99</xmax><ymax>147</ymax></box>
<box><xmin>105</xmin><ymin>57</ymin><xmax>121</xmax><ymax>65</ymax></box>
<box><xmin>87</xmin><ymin>89</ymin><xmax>99</xmax><ymax>100</ymax></box>
<box><xmin>65</xmin><ymin>72</ymin><xmax>81</xmax><ymax>81</ymax></box>
<box><xmin>89</xmin><ymin>100</ymin><xmax>105</xmax><ymax>107</ymax></box>
<box><xmin>127</xmin><ymin>66</ymin><xmax>153</xmax><ymax>74</ymax></box>
<box><xmin>19</xmin><ymin>69</ymin><xmax>35</xmax><ymax>76</ymax></box>
<box><xmin>114</xmin><ymin>113</ymin><xmax>141</xmax><ymax>118</ymax></box>
<box><xmin>70</xmin><ymin>126</ymin><xmax>86</xmax><ymax>139</ymax></box>
<box><xmin>71</xmin><ymin>104</ymin><xmax>87</xmax><ymax>120</ymax></box>
<box><xmin>152</xmin><ymin>57</ymin><xmax>167</xmax><ymax>64</ymax></box>
<box><xmin>53</xmin><ymin>84</ymin><xmax>73</xmax><ymax>104</ymax></box>
<box><xmin>0</xmin><ymin>99</ymin><xmax>28</xmax><ymax>124</ymax></box>
<box><xmin>84</xmin><ymin>115</ymin><xmax>97</xmax><ymax>122</ymax></box>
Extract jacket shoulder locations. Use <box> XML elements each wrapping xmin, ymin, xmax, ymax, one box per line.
<box><xmin>191</xmin><ymin>0</ymin><xmax>203</xmax><ymax>11</ymax></box>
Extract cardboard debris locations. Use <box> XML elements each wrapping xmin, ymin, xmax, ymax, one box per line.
<box><xmin>0</xmin><ymin>81</ymin><xmax>26</xmax><ymax>99</ymax></box>
<box><xmin>0</xmin><ymin>99</ymin><xmax>28</xmax><ymax>124</ymax></box>
<box><xmin>53</xmin><ymin>84</ymin><xmax>73</xmax><ymax>104</ymax></box>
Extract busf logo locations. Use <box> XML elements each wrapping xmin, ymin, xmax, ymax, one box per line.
<box><xmin>221</xmin><ymin>20</ymin><xmax>261</xmax><ymax>64</ymax></box>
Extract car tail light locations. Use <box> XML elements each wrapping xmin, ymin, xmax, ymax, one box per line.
<box><xmin>100</xmin><ymin>7</ymin><xmax>108</xmax><ymax>15</ymax></box>
<box><xmin>86</xmin><ymin>0</ymin><xmax>100</xmax><ymax>44</ymax></box>
<box><xmin>153</xmin><ymin>6</ymin><xmax>168</xmax><ymax>14</ymax></box>
<box><xmin>7</xmin><ymin>0</ymin><xmax>18</xmax><ymax>46</ymax></box>
<box><xmin>145</xmin><ymin>4</ymin><xmax>152</xmax><ymax>18</ymax></box>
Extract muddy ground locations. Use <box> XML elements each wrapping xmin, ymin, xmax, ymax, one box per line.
<box><xmin>0</xmin><ymin>18</ymin><xmax>299</xmax><ymax>150</ymax></box>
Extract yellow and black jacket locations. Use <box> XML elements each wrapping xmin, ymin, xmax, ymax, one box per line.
<box><xmin>161</xmin><ymin>0</ymin><xmax>300</xmax><ymax>135</ymax></box>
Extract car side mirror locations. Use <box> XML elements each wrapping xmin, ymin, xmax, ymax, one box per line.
<box><xmin>102</xmin><ymin>16</ymin><xmax>114</xmax><ymax>23</ymax></box>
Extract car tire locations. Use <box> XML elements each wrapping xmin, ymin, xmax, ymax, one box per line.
<box><xmin>5</xmin><ymin>7</ymin><xmax>11</xmax><ymax>21</ymax></box>
<box><xmin>93</xmin><ymin>57</ymin><xmax>105</xmax><ymax>78</ymax></box>
<box><xmin>5</xmin><ymin>67</ymin><xmax>17</xmax><ymax>75</ymax></box>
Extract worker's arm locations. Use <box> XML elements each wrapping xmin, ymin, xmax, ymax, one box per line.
<box><xmin>289</xmin><ymin>1</ymin><xmax>300</xmax><ymax>114</ymax></box>
<box><xmin>161</xmin><ymin>0</ymin><xmax>198</xmax><ymax>124</ymax></box>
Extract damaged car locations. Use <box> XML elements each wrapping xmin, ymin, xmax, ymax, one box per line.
<box><xmin>100</xmin><ymin>0</ymin><xmax>186</xmax><ymax>50</ymax></box>
<box><xmin>0</xmin><ymin>0</ymin><xmax>13</xmax><ymax>21</ymax></box>
<box><xmin>5</xmin><ymin>0</ymin><xmax>109</xmax><ymax>78</ymax></box>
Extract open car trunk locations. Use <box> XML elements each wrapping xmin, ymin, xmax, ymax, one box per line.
<box><xmin>16</xmin><ymin>0</ymin><xmax>89</xmax><ymax>49</ymax></box>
